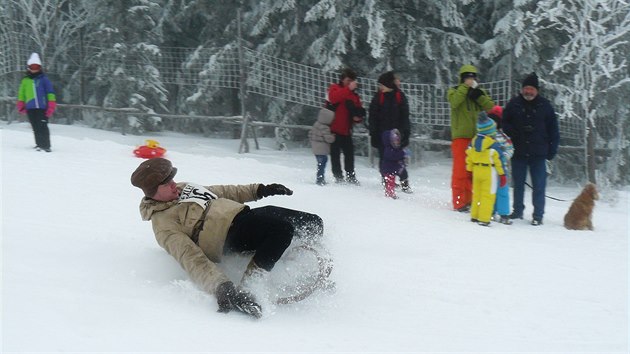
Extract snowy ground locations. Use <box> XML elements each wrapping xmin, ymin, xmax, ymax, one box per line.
<box><xmin>1</xmin><ymin>121</ymin><xmax>628</xmax><ymax>354</ymax></box>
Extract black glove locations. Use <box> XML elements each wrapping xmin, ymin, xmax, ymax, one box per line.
<box><xmin>257</xmin><ymin>183</ymin><xmax>293</xmax><ymax>198</ymax></box>
<box><xmin>216</xmin><ymin>281</ymin><xmax>262</xmax><ymax>319</ymax></box>
<box><xmin>345</xmin><ymin>100</ymin><xmax>366</xmax><ymax>118</ymax></box>
<box><xmin>467</xmin><ymin>88</ymin><xmax>484</xmax><ymax>100</ymax></box>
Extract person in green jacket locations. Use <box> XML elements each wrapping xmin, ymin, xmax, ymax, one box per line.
<box><xmin>447</xmin><ymin>64</ymin><xmax>495</xmax><ymax>212</ymax></box>
<box><xmin>17</xmin><ymin>53</ymin><xmax>57</xmax><ymax>152</ymax></box>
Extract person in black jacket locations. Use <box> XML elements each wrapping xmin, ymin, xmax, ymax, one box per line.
<box><xmin>368</xmin><ymin>71</ymin><xmax>412</xmax><ymax>193</ymax></box>
<box><xmin>502</xmin><ymin>73</ymin><xmax>560</xmax><ymax>226</ymax></box>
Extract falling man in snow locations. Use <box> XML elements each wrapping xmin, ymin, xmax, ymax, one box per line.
<box><xmin>130</xmin><ymin>158</ymin><xmax>324</xmax><ymax>318</ymax></box>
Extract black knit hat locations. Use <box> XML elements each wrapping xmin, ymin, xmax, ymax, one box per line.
<box><xmin>522</xmin><ymin>72</ymin><xmax>539</xmax><ymax>89</ymax></box>
<box><xmin>378</xmin><ymin>71</ymin><xmax>396</xmax><ymax>89</ymax></box>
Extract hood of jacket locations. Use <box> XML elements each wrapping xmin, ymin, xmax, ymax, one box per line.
<box><xmin>381</xmin><ymin>128</ymin><xmax>400</xmax><ymax>148</ymax></box>
<box><xmin>317</xmin><ymin>105</ymin><xmax>335</xmax><ymax>125</ymax></box>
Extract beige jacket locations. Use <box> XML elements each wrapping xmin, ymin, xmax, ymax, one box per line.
<box><xmin>139</xmin><ymin>182</ymin><xmax>261</xmax><ymax>294</ymax></box>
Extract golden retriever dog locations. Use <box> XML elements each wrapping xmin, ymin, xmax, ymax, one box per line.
<box><xmin>564</xmin><ymin>183</ymin><xmax>599</xmax><ymax>230</ymax></box>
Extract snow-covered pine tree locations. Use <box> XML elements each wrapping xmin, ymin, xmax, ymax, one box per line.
<box><xmin>85</xmin><ymin>0</ymin><xmax>168</xmax><ymax>133</ymax></box>
<box><xmin>5</xmin><ymin>0</ymin><xmax>90</xmax><ymax>107</ymax></box>
<box><xmin>524</xmin><ymin>0</ymin><xmax>630</xmax><ymax>184</ymax></box>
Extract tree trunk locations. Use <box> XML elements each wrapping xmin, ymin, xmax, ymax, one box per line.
<box><xmin>586</xmin><ymin>120</ymin><xmax>596</xmax><ymax>183</ymax></box>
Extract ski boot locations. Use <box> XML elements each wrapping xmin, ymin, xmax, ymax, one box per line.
<box><xmin>499</xmin><ymin>215</ymin><xmax>513</xmax><ymax>225</ymax></box>
<box><xmin>400</xmin><ymin>179</ymin><xmax>413</xmax><ymax>194</ymax></box>
<box><xmin>345</xmin><ymin>171</ymin><xmax>360</xmax><ymax>186</ymax></box>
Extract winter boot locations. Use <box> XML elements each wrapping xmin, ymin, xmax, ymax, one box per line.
<box><xmin>346</xmin><ymin>171</ymin><xmax>360</xmax><ymax>185</ymax></box>
<box><xmin>333</xmin><ymin>174</ymin><xmax>345</xmax><ymax>184</ymax></box>
<box><xmin>384</xmin><ymin>174</ymin><xmax>398</xmax><ymax>199</ymax></box>
<box><xmin>316</xmin><ymin>176</ymin><xmax>326</xmax><ymax>186</ymax></box>
<box><xmin>456</xmin><ymin>204</ymin><xmax>471</xmax><ymax>213</ymax></box>
<box><xmin>240</xmin><ymin>259</ymin><xmax>267</xmax><ymax>288</ymax></box>
<box><xmin>499</xmin><ymin>215</ymin><xmax>513</xmax><ymax>225</ymax></box>
<box><xmin>400</xmin><ymin>179</ymin><xmax>413</xmax><ymax>194</ymax></box>
<box><xmin>531</xmin><ymin>218</ymin><xmax>543</xmax><ymax>226</ymax></box>
<box><xmin>478</xmin><ymin>221</ymin><xmax>491</xmax><ymax>227</ymax></box>
<box><xmin>509</xmin><ymin>212</ymin><xmax>523</xmax><ymax>219</ymax></box>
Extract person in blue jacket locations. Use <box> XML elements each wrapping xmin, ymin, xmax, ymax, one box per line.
<box><xmin>16</xmin><ymin>53</ymin><xmax>57</xmax><ymax>152</ymax></box>
<box><xmin>502</xmin><ymin>73</ymin><xmax>560</xmax><ymax>226</ymax></box>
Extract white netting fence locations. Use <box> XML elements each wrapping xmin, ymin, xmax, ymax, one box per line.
<box><xmin>0</xmin><ymin>31</ymin><xmax>585</xmax><ymax>142</ymax></box>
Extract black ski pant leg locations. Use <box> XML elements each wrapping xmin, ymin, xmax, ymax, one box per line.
<box><xmin>377</xmin><ymin>144</ymin><xmax>385</xmax><ymax>176</ymax></box>
<box><xmin>339</xmin><ymin>135</ymin><xmax>355</xmax><ymax>174</ymax></box>
<box><xmin>224</xmin><ymin>206</ymin><xmax>295</xmax><ymax>271</ymax></box>
<box><xmin>330</xmin><ymin>137</ymin><xmax>343</xmax><ymax>178</ymax></box>
<box><xmin>27</xmin><ymin>109</ymin><xmax>42</xmax><ymax>147</ymax></box>
<box><xmin>398</xmin><ymin>168</ymin><xmax>409</xmax><ymax>181</ymax></box>
<box><xmin>224</xmin><ymin>206</ymin><xmax>325</xmax><ymax>270</ymax></box>
<box><xmin>250</xmin><ymin>205</ymin><xmax>324</xmax><ymax>241</ymax></box>
<box><xmin>27</xmin><ymin>109</ymin><xmax>50</xmax><ymax>149</ymax></box>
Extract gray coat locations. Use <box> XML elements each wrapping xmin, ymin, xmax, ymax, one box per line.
<box><xmin>309</xmin><ymin>108</ymin><xmax>335</xmax><ymax>155</ymax></box>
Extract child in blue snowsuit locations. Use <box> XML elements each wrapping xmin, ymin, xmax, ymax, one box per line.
<box><xmin>380</xmin><ymin>129</ymin><xmax>410</xmax><ymax>199</ymax></box>
<box><xmin>487</xmin><ymin>106</ymin><xmax>514</xmax><ymax>224</ymax></box>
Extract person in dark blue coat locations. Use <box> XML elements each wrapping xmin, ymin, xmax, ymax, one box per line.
<box><xmin>502</xmin><ymin>73</ymin><xmax>560</xmax><ymax>225</ymax></box>
<box><xmin>368</xmin><ymin>71</ymin><xmax>412</xmax><ymax>192</ymax></box>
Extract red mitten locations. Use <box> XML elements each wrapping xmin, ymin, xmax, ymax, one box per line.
<box><xmin>499</xmin><ymin>174</ymin><xmax>507</xmax><ymax>187</ymax></box>
<box><xmin>16</xmin><ymin>101</ymin><xmax>26</xmax><ymax>115</ymax></box>
<box><xmin>45</xmin><ymin>101</ymin><xmax>57</xmax><ymax>118</ymax></box>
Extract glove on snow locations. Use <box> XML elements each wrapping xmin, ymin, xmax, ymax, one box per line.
<box><xmin>499</xmin><ymin>174</ymin><xmax>507</xmax><ymax>187</ymax></box>
<box><xmin>216</xmin><ymin>281</ymin><xmax>262</xmax><ymax>319</ymax></box>
<box><xmin>257</xmin><ymin>183</ymin><xmax>293</xmax><ymax>198</ymax></box>
<box><xmin>467</xmin><ymin>88</ymin><xmax>484</xmax><ymax>100</ymax></box>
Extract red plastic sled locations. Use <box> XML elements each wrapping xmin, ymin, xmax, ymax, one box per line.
<box><xmin>133</xmin><ymin>140</ymin><xmax>166</xmax><ymax>158</ymax></box>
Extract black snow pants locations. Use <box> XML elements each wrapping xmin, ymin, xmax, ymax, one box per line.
<box><xmin>27</xmin><ymin>109</ymin><xmax>50</xmax><ymax>149</ymax></box>
<box><xmin>223</xmin><ymin>206</ymin><xmax>323</xmax><ymax>271</ymax></box>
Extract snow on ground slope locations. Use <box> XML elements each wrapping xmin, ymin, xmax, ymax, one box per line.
<box><xmin>1</xmin><ymin>122</ymin><xmax>628</xmax><ymax>353</ymax></box>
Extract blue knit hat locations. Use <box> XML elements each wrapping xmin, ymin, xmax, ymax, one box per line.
<box><xmin>477</xmin><ymin>111</ymin><xmax>497</xmax><ymax>136</ymax></box>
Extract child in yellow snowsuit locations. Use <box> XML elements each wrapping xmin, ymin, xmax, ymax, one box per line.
<box><xmin>466</xmin><ymin>112</ymin><xmax>507</xmax><ymax>226</ymax></box>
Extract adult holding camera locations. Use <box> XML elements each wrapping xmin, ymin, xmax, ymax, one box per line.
<box><xmin>502</xmin><ymin>73</ymin><xmax>560</xmax><ymax>226</ymax></box>
<box><xmin>447</xmin><ymin>64</ymin><xmax>495</xmax><ymax>212</ymax></box>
